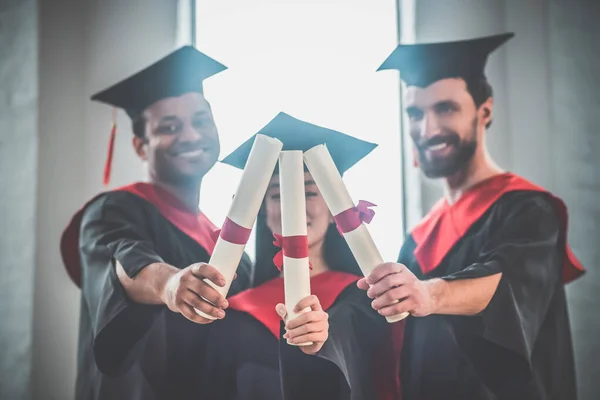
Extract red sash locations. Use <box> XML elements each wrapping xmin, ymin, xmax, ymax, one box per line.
<box><xmin>60</xmin><ymin>182</ymin><xmax>216</xmax><ymax>287</ymax></box>
<box><xmin>411</xmin><ymin>173</ymin><xmax>585</xmax><ymax>283</ymax></box>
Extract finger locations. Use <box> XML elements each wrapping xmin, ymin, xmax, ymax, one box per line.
<box><xmin>285</xmin><ymin>318</ymin><xmax>328</xmax><ymax>339</ymax></box>
<box><xmin>365</xmin><ymin>262</ymin><xmax>405</xmax><ymax>285</ymax></box>
<box><xmin>186</xmin><ymin>278</ymin><xmax>228</xmax><ymax>308</ymax></box>
<box><xmin>294</xmin><ymin>295</ymin><xmax>322</xmax><ymax>313</ymax></box>
<box><xmin>367</xmin><ymin>271</ymin><xmax>410</xmax><ymax>298</ymax></box>
<box><xmin>179</xmin><ymin>303</ymin><xmax>219</xmax><ymax>324</ymax></box>
<box><xmin>357</xmin><ymin>277</ymin><xmax>370</xmax><ymax>290</ymax></box>
<box><xmin>182</xmin><ymin>294</ymin><xmax>226</xmax><ymax>320</ymax></box>
<box><xmin>275</xmin><ymin>303</ymin><xmax>287</xmax><ymax>320</ymax></box>
<box><xmin>288</xmin><ymin>331</ymin><xmax>328</xmax><ymax>346</ymax></box>
<box><xmin>371</xmin><ymin>286</ymin><xmax>411</xmax><ymax>310</ymax></box>
<box><xmin>285</xmin><ymin>320</ymin><xmax>328</xmax><ymax>340</ymax></box>
<box><xmin>233</xmin><ymin>272</ymin><xmax>238</xmax><ymax>280</ymax></box>
<box><xmin>191</xmin><ymin>263</ymin><xmax>226</xmax><ymax>287</ymax></box>
<box><xmin>299</xmin><ymin>343</ymin><xmax>322</xmax><ymax>355</ymax></box>
<box><xmin>286</xmin><ymin>310</ymin><xmax>327</xmax><ymax>330</ymax></box>
<box><xmin>378</xmin><ymin>298</ymin><xmax>414</xmax><ymax>317</ymax></box>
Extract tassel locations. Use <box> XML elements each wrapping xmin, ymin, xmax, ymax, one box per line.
<box><xmin>103</xmin><ymin>108</ymin><xmax>118</xmax><ymax>186</ymax></box>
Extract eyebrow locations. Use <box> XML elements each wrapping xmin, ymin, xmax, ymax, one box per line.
<box><xmin>158</xmin><ymin>115</ymin><xmax>180</xmax><ymax>123</ymax></box>
<box><xmin>193</xmin><ymin>109</ymin><xmax>212</xmax><ymax>118</ymax></box>
<box><xmin>433</xmin><ymin>100</ymin><xmax>460</xmax><ymax>109</ymax></box>
<box><xmin>406</xmin><ymin>100</ymin><xmax>460</xmax><ymax>114</ymax></box>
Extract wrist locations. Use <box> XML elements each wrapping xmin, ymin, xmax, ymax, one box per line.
<box><xmin>425</xmin><ymin>278</ymin><xmax>449</xmax><ymax>315</ymax></box>
<box><xmin>153</xmin><ymin>263</ymin><xmax>178</xmax><ymax>305</ymax></box>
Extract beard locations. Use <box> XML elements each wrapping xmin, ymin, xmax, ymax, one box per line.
<box><xmin>415</xmin><ymin>117</ymin><xmax>478</xmax><ymax>178</ymax></box>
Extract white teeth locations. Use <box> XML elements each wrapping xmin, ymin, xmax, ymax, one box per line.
<box><xmin>177</xmin><ymin>149</ymin><xmax>205</xmax><ymax>158</ymax></box>
<box><xmin>428</xmin><ymin>143</ymin><xmax>448</xmax><ymax>151</ymax></box>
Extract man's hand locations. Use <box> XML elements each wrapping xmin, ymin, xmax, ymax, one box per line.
<box><xmin>276</xmin><ymin>295</ymin><xmax>329</xmax><ymax>355</ymax></box>
<box><xmin>160</xmin><ymin>263</ymin><xmax>229</xmax><ymax>324</ymax></box>
<box><xmin>357</xmin><ymin>262</ymin><xmax>438</xmax><ymax>317</ymax></box>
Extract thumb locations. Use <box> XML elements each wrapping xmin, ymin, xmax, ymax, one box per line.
<box><xmin>275</xmin><ymin>303</ymin><xmax>287</xmax><ymax>320</ymax></box>
<box><xmin>357</xmin><ymin>277</ymin><xmax>370</xmax><ymax>290</ymax></box>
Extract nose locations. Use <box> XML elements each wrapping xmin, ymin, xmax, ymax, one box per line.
<box><xmin>420</xmin><ymin>112</ymin><xmax>442</xmax><ymax>139</ymax></box>
<box><xmin>179</xmin><ymin>122</ymin><xmax>204</xmax><ymax>142</ymax></box>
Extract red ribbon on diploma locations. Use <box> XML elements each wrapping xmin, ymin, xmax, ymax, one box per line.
<box><xmin>334</xmin><ymin>200</ymin><xmax>377</xmax><ymax>235</ymax></box>
<box><xmin>272</xmin><ymin>233</ymin><xmax>312</xmax><ymax>271</ymax></box>
<box><xmin>211</xmin><ymin>217</ymin><xmax>252</xmax><ymax>245</ymax></box>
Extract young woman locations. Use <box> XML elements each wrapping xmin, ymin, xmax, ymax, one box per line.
<box><xmin>194</xmin><ymin>112</ymin><xmax>397</xmax><ymax>400</ymax></box>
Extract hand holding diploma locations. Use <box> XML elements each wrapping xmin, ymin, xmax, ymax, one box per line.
<box><xmin>274</xmin><ymin>150</ymin><xmax>313</xmax><ymax>345</ymax></box>
<box><xmin>303</xmin><ymin>144</ymin><xmax>408</xmax><ymax>323</ymax></box>
<box><xmin>276</xmin><ymin>295</ymin><xmax>329</xmax><ymax>355</ymax></box>
<box><xmin>196</xmin><ymin>134</ymin><xmax>283</xmax><ymax>320</ymax></box>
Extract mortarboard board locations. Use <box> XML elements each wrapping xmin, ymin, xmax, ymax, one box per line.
<box><xmin>377</xmin><ymin>32</ymin><xmax>514</xmax><ymax>87</ymax></box>
<box><xmin>90</xmin><ymin>46</ymin><xmax>227</xmax><ymax>185</ymax></box>
<box><xmin>220</xmin><ymin>112</ymin><xmax>378</xmax><ymax>174</ymax></box>
<box><xmin>91</xmin><ymin>45</ymin><xmax>227</xmax><ymax>119</ymax></box>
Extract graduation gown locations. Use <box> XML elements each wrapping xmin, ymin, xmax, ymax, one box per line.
<box><xmin>60</xmin><ymin>183</ymin><xmax>253</xmax><ymax>400</ymax></box>
<box><xmin>195</xmin><ymin>270</ymin><xmax>390</xmax><ymax>400</ymax></box>
<box><xmin>396</xmin><ymin>173</ymin><xmax>585</xmax><ymax>400</ymax></box>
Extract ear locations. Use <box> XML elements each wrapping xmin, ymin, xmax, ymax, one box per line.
<box><xmin>480</xmin><ymin>97</ymin><xmax>493</xmax><ymax>128</ymax></box>
<box><xmin>132</xmin><ymin>136</ymin><xmax>148</xmax><ymax>160</ymax></box>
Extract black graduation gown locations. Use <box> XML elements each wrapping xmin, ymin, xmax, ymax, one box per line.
<box><xmin>397</xmin><ymin>189</ymin><xmax>581</xmax><ymax>400</ymax></box>
<box><xmin>197</xmin><ymin>271</ymin><xmax>389</xmax><ymax>400</ymax></box>
<box><xmin>63</xmin><ymin>186</ymin><xmax>253</xmax><ymax>400</ymax></box>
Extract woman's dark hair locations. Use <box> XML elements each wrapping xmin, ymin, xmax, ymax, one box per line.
<box><xmin>253</xmin><ymin>199</ymin><xmax>362</xmax><ymax>287</ymax></box>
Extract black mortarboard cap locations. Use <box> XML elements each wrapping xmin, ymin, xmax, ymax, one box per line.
<box><xmin>377</xmin><ymin>32</ymin><xmax>514</xmax><ymax>87</ymax></box>
<box><xmin>221</xmin><ymin>112</ymin><xmax>377</xmax><ymax>174</ymax></box>
<box><xmin>91</xmin><ymin>45</ymin><xmax>227</xmax><ymax>119</ymax></box>
<box><xmin>91</xmin><ymin>46</ymin><xmax>227</xmax><ymax>186</ymax></box>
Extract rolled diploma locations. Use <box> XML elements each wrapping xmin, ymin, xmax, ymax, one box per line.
<box><xmin>195</xmin><ymin>134</ymin><xmax>283</xmax><ymax>319</ymax></box>
<box><xmin>279</xmin><ymin>151</ymin><xmax>313</xmax><ymax>346</ymax></box>
<box><xmin>303</xmin><ymin>144</ymin><xmax>408</xmax><ymax>323</ymax></box>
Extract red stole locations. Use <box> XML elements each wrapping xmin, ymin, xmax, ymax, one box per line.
<box><xmin>227</xmin><ymin>271</ymin><xmax>359</xmax><ymax>338</ymax></box>
<box><xmin>60</xmin><ymin>182</ymin><xmax>216</xmax><ymax>287</ymax></box>
<box><xmin>411</xmin><ymin>173</ymin><xmax>585</xmax><ymax>283</ymax></box>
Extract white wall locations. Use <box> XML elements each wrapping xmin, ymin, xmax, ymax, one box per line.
<box><xmin>33</xmin><ymin>1</ymin><xmax>179</xmax><ymax>398</ymax></box>
<box><xmin>0</xmin><ymin>1</ymin><xmax>37</xmax><ymax>399</ymax></box>
<box><xmin>412</xmin><ymin>1</ymin><xmax>600</xmax><ymax>398</ymax></box>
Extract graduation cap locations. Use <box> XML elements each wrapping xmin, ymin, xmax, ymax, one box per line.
<box><xmin>377</xmin><ymin>32</ymin><xmax>514</xmax><ymax>87</ymax></box>
<box><xmin>220</xmin><ymin>112</ymin><xmax>378</xmax><ymax>174</ymax></box>
<box><xmin>90</xmin><ymin>46</ymin><xmax>227</xmax><ymax>185</ymax></box>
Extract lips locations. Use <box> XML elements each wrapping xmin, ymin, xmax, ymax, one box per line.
<box><xmin>174</xmin><ymin>149</ymin><xmax>206</xmax><ymax>158</ymax></box>
<box><xmin>426</xmin><ymin>142</ymin><xmax>449</xmax><ymax>151</ymax></box>
<box><xmin>169</xmin><ymin>146</ymin><xmax>211</xmax><ymax>159</ymax></box>
<box><xmin>418</xmin><ymin>135</ymin><xmax>459</xmax><ymax>157</ymax></box>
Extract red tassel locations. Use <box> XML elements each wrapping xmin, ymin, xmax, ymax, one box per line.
<box><xmin>103</xmin><ymin>109</ymin><xmax>118</xmax><ymax>186</ymax></box>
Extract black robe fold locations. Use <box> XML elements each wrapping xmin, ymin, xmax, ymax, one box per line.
<box><xmin>62</xmin><ymin>184</ymin><xmax>253</xmax><ymax>400</ymax></box>
<box><xmin>398</xmin><ymin>182</ymin><xmax>582</xmax><ymax>400</ymax></box>
<box><xmin>196</xmin><ymin>279</ymin><xmax>388</xmax><ymax>400</ymax></box>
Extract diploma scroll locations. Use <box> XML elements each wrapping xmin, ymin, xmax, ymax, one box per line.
<box><xmin>195</xmin><ymin>134</ymin><xmax>283</xmax><ymax>320</ymax></box>
<box><xmin>303</xmin><ymin>144</ymin><xmax>408</xmax><ymax>323</ymax></box>
<box><xmin>279</xmin><ymin>151</ymin><xmax>313</xmax><ymax>346</ymax></box>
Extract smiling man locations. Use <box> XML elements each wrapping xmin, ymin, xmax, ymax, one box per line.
<box><xmin>60</xmin><ymin>46</ymin><xmax>253</xmax><ymax>400</ymax></box>
<box><xmin>358</xmin><ymin>33</ymin><xmax>586</xmax><ymax>399</ymax></box>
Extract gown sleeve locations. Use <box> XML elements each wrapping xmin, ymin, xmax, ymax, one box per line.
<box><xmin>441</xmin><ymin>192</ymin><xmax>563</xmax><ymax>390</ymax></box>
<box><xmin>78</xmin><ymin>193</ymin><xmax>166</xmax><ymax>376</ymax></box>
<box><xmin>279</xmin><ymin>285</ymin><xmax>387</xmax><ymax>400</ymax></box>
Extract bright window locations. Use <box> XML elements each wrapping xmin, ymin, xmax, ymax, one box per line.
<box><xmin>194</xmin><ymin>0</ymin><xmax>405</xmax><ymax>262</ymax></box>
